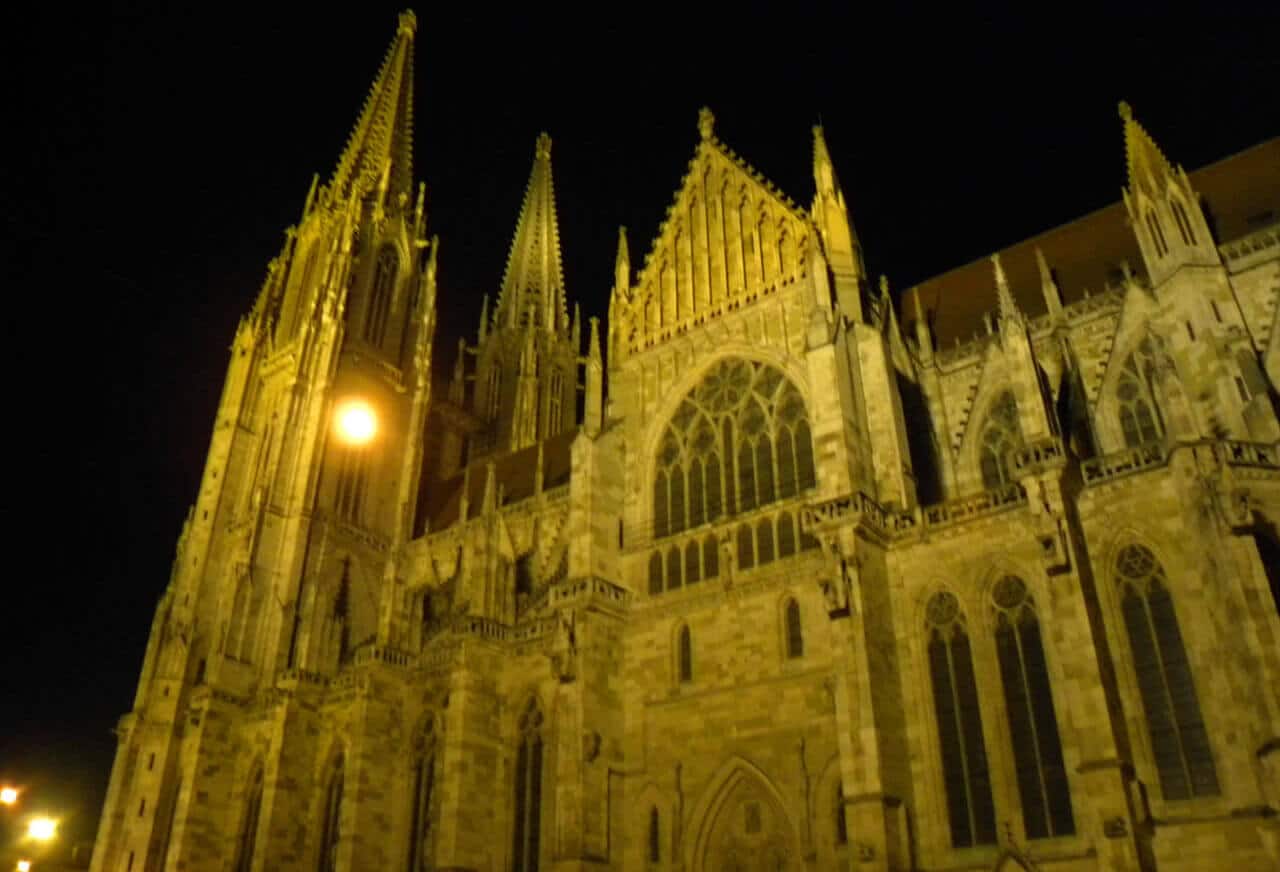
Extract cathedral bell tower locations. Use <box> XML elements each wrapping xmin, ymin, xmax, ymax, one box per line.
<box><xmin>92</xmin><ymin>14</ymin><xmax>436</xmax><ymax>872</ymax></box>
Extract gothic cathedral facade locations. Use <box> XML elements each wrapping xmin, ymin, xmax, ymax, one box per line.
<box><xmin>91</xmin><ymin>13</ymin><xmax>1280</xmax><ymax>872</ymax></box>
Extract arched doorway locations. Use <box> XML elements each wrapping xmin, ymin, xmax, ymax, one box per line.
<box><xmin>689</xmin><ymin>760</ymin><xmax>799</xmax><ymax>872</ymax></box>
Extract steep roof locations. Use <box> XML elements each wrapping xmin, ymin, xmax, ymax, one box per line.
<box><xmin>906</xmin><ymin>137</ymin><xmax>1280</xmax><ymax>344</ymax></box>
<box><xmin>494</xmin><ymin>134</ymin><xmax>568</xmax><ymax>335</ymax></box>
<box><xmin>420</xmin><ymin>429</ymin><xmax>576</xmax><ymax>531</ymax></box>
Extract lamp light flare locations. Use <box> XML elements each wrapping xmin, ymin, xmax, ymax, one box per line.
<box><xmin>334</xmin><ymin>400</ymin><xmax>378</xmax><ymax>445</ymax></box>
<box><xmin>26</xmin><ymin>816</ymin><xmax>57</xmax><ymax>842</ymax></box>
<box><xmin>17</xmin><ymin>861</ymin><xmax>32</xmax><ymax>872</ymax></box>
<box><xmin>0</xmin><ymin>786</ymin><xmax>17</xmax><ymax>805</ymax></box>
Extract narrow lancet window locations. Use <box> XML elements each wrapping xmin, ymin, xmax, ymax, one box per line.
<box><xmin>925</xmin><ymin>592</ymin><xmax>997</xmax><ymax>847</ymax></box>
<box><xmin>512</xmin><ymin>700</ymin><xmax>545</xmax><ymax>872</ymax></box>
<box><xmin>1116</xmin><ymin>545</ymin><xmax>1219</xmax><ymax>800</ymax></box>
<box><xmin>991</xmin><ymin>577</ymin><xmax>1075</xmax><ymax>838</ymax></box>
<box><xmin>365</xmin><ymin>246</ymin><xmax>398</xmax><ymax>346</ymax></box>
<box><xmin>318</xmin><ymin>755</ymin><xmax>344</xmax><ymax>872</ymax></box>
<box><xmin>648</xmin><ymin>807</ymin><xmax>660</xmax><ymax>862</ymax></box>
<box><xmin>784</xmin><ymin>598</ymin><xmax>804</xmax><ymax>659</ymax></box>
<box><xmin>233</xmin><ymin>766</ymin><xmax>264</xmax><ymax>872</ymax></box>
<box><xmin>407</xmin><ymin>722</ymin><xmax>437</xmax><ymax>872</ymax></box>
<box><xmin>677</xmin><ymin>625</ymin><xmax>693</xmax><ymax>683</ymax></box>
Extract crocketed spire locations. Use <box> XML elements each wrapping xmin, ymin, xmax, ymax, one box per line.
<box><xmin>495</xmin><ymin>133</ymin><xmax>568</xmax><ymax>335</ymax></box>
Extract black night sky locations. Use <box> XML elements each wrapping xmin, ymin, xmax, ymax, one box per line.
<box><xmin>6</xmin><ymin>1</ymin><xmax>1278</xmax><ymax>852</ymax></box>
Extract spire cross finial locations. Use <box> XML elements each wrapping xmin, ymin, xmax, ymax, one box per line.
<box><xmin>698</xmin><ymin>107</ymin><xmax>715</xmax><ymax>140</ymax></box>
<box><xmin>535</xmin><ymin>132</ymin><xmax>552</xmax><ymax>160</ymax></box>
<box><xmin>1118</xmin><ymin>100</ymin><xmax>1133</xmax><ymax>121</ymax></box>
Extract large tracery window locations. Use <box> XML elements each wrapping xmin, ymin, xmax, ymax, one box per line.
<box><xmin>1115</xmin><ymin>545</ymin><xmax>1219</xmax><ymax>800</ymax></box>
<box><xmin>1116</xmin><ymin>339</ymin><xmax>1165</xmax><ymax>448</ymax></box>
<box><xmin>991</xmin><ymin>577</ymin><xmax>1075</xmax><ymax>839</ymax></box>
<box><xmin>925</xmin><ymin>592</ymin><xmax>997</xmax><ymax>848</ymax></box>
<box><xmin>653</xmin><ymin>359</ymin><xmax>815</xmax><ymax>540</ymax></box>
<box><xmin>979</xmin><ymin>391</ymin><xmax>1023</xmax><ymax>490</ymax></box>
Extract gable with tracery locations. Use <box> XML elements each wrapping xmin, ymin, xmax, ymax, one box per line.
<box><xmin>611</xmin><ymin>120</ymin><xmax>815</xmax><ymax>362</ymax></box>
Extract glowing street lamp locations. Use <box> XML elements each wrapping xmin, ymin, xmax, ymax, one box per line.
<box><xmin>0</xmin><ymin>786</ymin><xmax>17</xmax><ymax>806</ymax></box>
<box><xmin>17</xmin><ymin>860</ymin><xmax>32</xmax><ymax>872</ymax></box>
<box><xmin>26</xmin><ymin>816</ymin><xmax>57</xmax><ymax>842</ymax></box>
<box><xmin>334</xmin><ymin>399</ymin><xmax>378</xmax><ymax>446</ymax></box>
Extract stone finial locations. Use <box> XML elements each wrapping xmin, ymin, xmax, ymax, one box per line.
<box><xmin>535</xmin><ymin>132</ymin><xmax>552</xmax><ymax>160</ymax></box>
<box><xmin>1035</xmin><ymin>246</ymin><xmax>1063</xmax><ymax>317</ymax></box>
<box><xmin>992</xmin><ymin>253</ymin><xmax>1020</xmax><ymax>325</ymax></box>
<box><xmin>1118</xmin><ymin>100</ymin><xmax>1133</xmax><ymax>122</ymax></box>
<box><xmin>698</xmin><ymin>107</ymin><xmax>715</xmax><ymax>140</ymax></box>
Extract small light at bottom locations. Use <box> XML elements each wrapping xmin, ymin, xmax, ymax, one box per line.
<box><xmin>17</xmin><ymin>860</ymin><xmax>32</xmax><ymax>872</ymax></box>
<box><xmin>0</xmin><ymin>786</ymin><xmax>17</xmax><ymax>805</ymax></box>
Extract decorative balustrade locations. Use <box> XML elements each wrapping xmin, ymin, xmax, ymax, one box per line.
<box><xmin>1063</xmin><ymin>286</ymin><xmax>1124</xmax><ymax>320</ymax></box>
<box><xmin>802</xmin><ymin>491</ymin><xmax>893</xmax><ymax>537</ymax></box>
<box><xmin>1080</xmin><ymin>441</ymin><xmax>1169</xmax><ymax>486</ymax></box>
<box><xmin>921</xmin><ymin>482</ymin><xmax>1027</xmax><ymax>528</ymax></box>
<box><xmin>350</xmin><ymin>644</ymin><xmax>412</xmax><ymax>668</ymax></box>
<box><xmin>276</xmin><ymin>668</ymin><xmax>331</xmax><ymax>688</ymax></box>
<box><xmin>1219</xmin><ymin>223</ymin><xmax>1278</xmax><ymax>267</ymax></box>
<box><xmin>1221</xmin><ymin>440</ymin><xmax>1280</xmax><ymax>469</ymax></box>
<box><xmin>1010</xmin><ymin>437</ymin><xmax>1065</xmax><ymax>476</ymax></box>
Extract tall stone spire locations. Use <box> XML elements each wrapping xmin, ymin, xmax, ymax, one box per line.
<box><xmin>328</xmin><ymin>11</ymin><xmax>417</xmax><ymax>211</ymax></box>
<box><xmin>1119</xmin><ymin>101</ymin><xmax>1176</xmax><ymax>200</ymax></box>
<box><xmin>495</xmin><ymin>133</ymin><xmax>568</xmax><ymax>335</ymax></box>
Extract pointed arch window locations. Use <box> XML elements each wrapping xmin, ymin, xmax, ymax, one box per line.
<box><xmin>677</xmin><ymin>624</ymin><xmax>693</xmax><ymax>684</ymax></box>
<box><xmin>365</xmin><ymin>246</ymin><xmax>398</xmax><ymax>346</ymax></box>
<box><xmin>925</xmin><ymin>592</ymin><xmax>997</xmax><ymax>848</ymax></box>
<box><xmin>512</xmin><ymin>700</ymin><xmax>545</xmax><ymax>872</ymax></box>
<box><xmin>318</xmin><ymin>754</ymin><xmax>344</xmax><ymax>872</ymax></box>
<box><xmin>486</xmin><ymin>364</ymin><xmax>503</xmax><ymax>423</ymax></box>
<box><xmin>334</xmin><ymin>448</ymin><xmax>369</xmax><ymax>524</ymax></box>
<box><xmin>979</xmin><ymin>391</ymin><xmax>1023</xmax><ymax>490</ymax></box>
<box><xmin>1145</xmin><ymin>210</ymin><xmax>1169</xmax><ymax>257</ymax></box>
<box><xmin>233</xmin><ymin>765</ymin><xmax>264</xmax><ymax>872</ymax></box>
<box><xmin>546</xmin><ymin>369</ymin><xmax>564</xmax><ymax>436</ymax></box>
<box><xmin>1115</xmin><ymin>545</ymin><xmax>1219</xmax><ymax>800</ymax></box>
<box><xmin>651</xmin><ymin>359</ymin><xmax>815</xmax><ymax>541</ymax></box>
<box><xmin>1117</xmin><ymin>339</ymin><xmax>1165</xmax><ymax>448</ymax></box>
<box><xmin>991</xmin><ymin>577</ymin><xmax>1075</xmax><ymax>838</ymax></box>
<box><xmin>784</xmin><ymin>598</ymin><xmax>804</xmax><ymax>659</ymax></box>
<box><xmin>1170</xmin><ymin>197</ymin><xmax>1196</xmax><ymax>245</ymax></box>
<box><xmin>407</xmin><ymin>721</ymin><xmax>438</xmax><ymax>872</ymax></box>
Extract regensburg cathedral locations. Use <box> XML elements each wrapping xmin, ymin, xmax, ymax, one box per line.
<box><xmin>92</xmin><ymin>12</ymin><xmax>1280</xmax><ymax>872</ymax></box>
